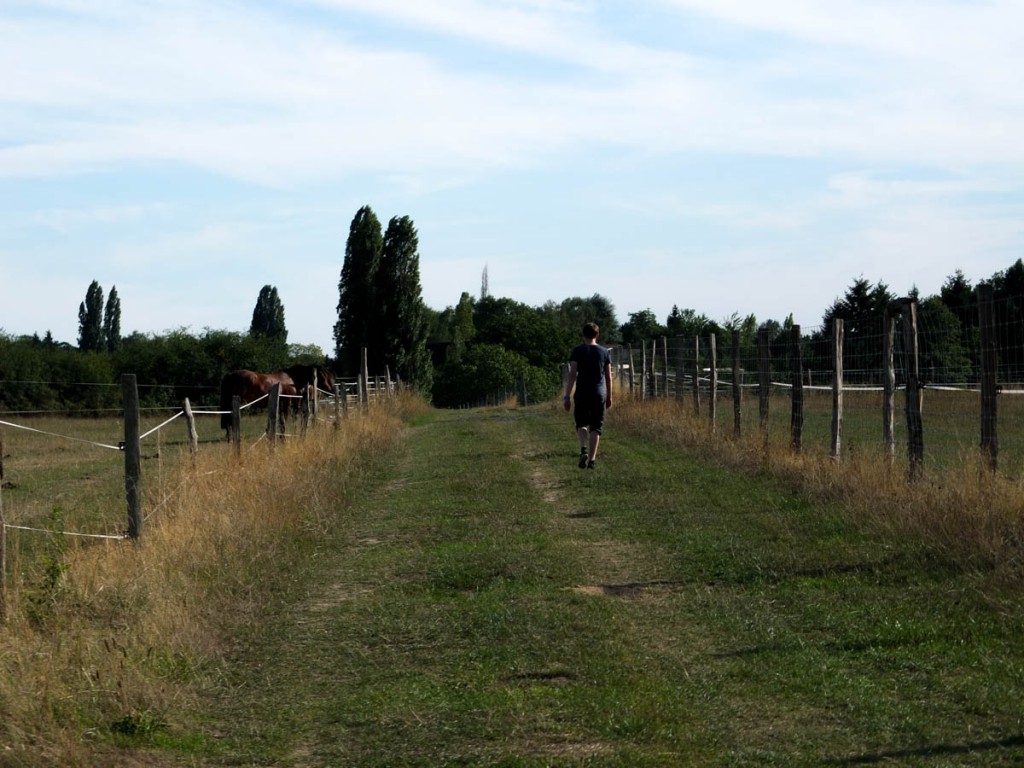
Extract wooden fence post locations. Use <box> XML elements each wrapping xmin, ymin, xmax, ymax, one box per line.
<box><xmin>650</xmin><ymin>339</ymin><xmax>658</xmax><ymax>398</ymax></box>
<box><xmin>661</xmin><ymin>336</ymin><xmax>669</xmax><ymax>397</ymax></box>
<box><xmin>732</xmin><ymin>330</ymin><xmax>741</xmax><ymax>438</ymax></box>
<box><xmin>675</xmin><ymin>336</ymin><xmax>686</xmax><ymax>401</ymax></box>
<box><xmin>267</xmin><ymin>382</ymin><xmax>281</xmax><ymax>446</ymax></box>
<box><xmin>641</xmin><ymin>340</ymin><xmax>648</xmax><ymax>400</ymax></box>
<box><xmin>978</xmin><ymin>283</ymin><xmax>998</xmax><ymax>473</ymax></box>
<box><xmin>790</xmin><ymin>324</ymin><xmax>803</xmax><ymax>453</ymax></box>
<box><xmin>1</xmin><ymin>431</ymin><xmax>6</xmax><ymax>622</ymax></box>
<box><xmin>333</xmin><ymin>383</ymin><xmax>342</xmax><ymax>429</ymax></box>
<box><xmin>360</xmin><ymin>347</ymin><xmax>369</xmax><ymax>409</ymax></box>
<box><xmin>517</xmin><ymin>372</ymin><xmax>527</xmax><ymax>407</ymax></box>
<box><xmin>831</xmin><ymin>319</ymin><xmax>844</xmax><ymax>460</ymax></box>
<box><xmin>901</xmin><ymin>300</ymin><xmax>924</xmax><ymax>480</ymax></box>
<box><xmin>708</xmin><ymin>333</ymin><xmax>718</xmax><ymax>434</ymax></box>
<box><xmin>757</xmin><ymin>328</ymin><xmax>770</xmax><ymax>435</ymax></box>
<box><xmin>183</xmin><ymin>398</ymin><xmax>199</xmax><ymax>455</ymax></box>
<box><xmin>883</xmin><ymin>309</ymin><xmax>896</xmax><ymax>466</ymax></box>
<box><xmin>622</xmin><ymin>348</ymin><xmax>630</xmax><ymax>397</ymax></box>
<box><xmin>231</xmin><ymin>395</ymin><xmax>241</xmax><ymax>455</ymax></box>
<box><xmin>122</xmin><ymin>374</ymin><xmax>143</xmax><ymax>540</ymax></box>
<box><xmin>692</xmin><ymin>336</ymin><xmax>701</xmax><ymax>415</ymax></box>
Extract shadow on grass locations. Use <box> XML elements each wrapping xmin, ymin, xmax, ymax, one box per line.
<box><xmin>827</xmin><ymin>733</ymin><xmax>1024</xmax><ymax>764</ymax></box>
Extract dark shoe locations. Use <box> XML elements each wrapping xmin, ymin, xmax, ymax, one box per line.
<box><xmin>578</xmin><ymin>451</ymin><xmax>588</xmax><ymax>469</ymax></box>
<box><xmin>587</xmin><ymin>460</ymin><xmax>596</xmax><ymax>470</ymax></box>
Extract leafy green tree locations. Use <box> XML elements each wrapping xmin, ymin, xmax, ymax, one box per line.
<box><xmin>334</xmin><ymin>206</ymin><xmax>383</xmax><ymax>376</ymax></box>
<box><xmin>820</xmin><ymin>277</ymin><xmax>894</xmax><ymax>382</ymax></box>
<box><xmin>378</xmin><ymin>215</ymin><xmax>433</xmax><ymax>390</ymax></box>
<box><xmin>431</xmin><ymin>343</ymin><xmax>558</xmax><ymax>408</ymax></box>
<box><xmin>249</xmin><ymin>285</ymin><xmax>287</xmax><ymax>344</ymax></box>
<box><xmin>77</xmin><ymin>280</ymin><xmax>105</xmax><ymax>352</ymax></box>
<box><xmin>473</xmin><ymin>296</ymin><xmax>573</xmax><ymax>369</ymax></box>
<box><xmin>989</xmin><ymin>258</ymin><xmax>1024</xmax><ymax>378</ymax></box>
<box><xmin>917</xmin><ymin>296</ymin><xmax>971</xmax><ymax>383</ymax></box>
<box><xmin>665</xmin><ymin>305</ymin><xmax>715</xmax><ymax>339</ymax></box>
<box><xmin>620</xmin><ymin>309</ymin><xmax>666</xmax><ymax>344</ymax></box>
<box><xmin>103</xmin><ymin>285</ymin><xmax>122</xmax><ymax>352</ymax></box>
<box><xmin>452</xmin><ymin>291</ymin><xmax>476</xmax><ymax>361</ymax></box>
<box><xmin>549</xmin><ymin>294</ymin><xmax>620</xmax><ymax>343</ymax></box>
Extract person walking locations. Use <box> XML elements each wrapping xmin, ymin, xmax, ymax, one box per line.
<box><xmin>563</xmin><ymin>321</ymin><xmax>613</xmax><ymax>469</ymax></box>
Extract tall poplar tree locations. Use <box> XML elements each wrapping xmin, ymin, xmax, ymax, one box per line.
<box><xmin>250</xmin><ymin>284</ymin><xmax>287</xmax><ymax>344</ymax></box>
<box><xmin>378</xmin><ymin>215</ymin><xmax>432</xmax><ymax>390</ymax></box>
<box><xmin>77</xmin><ymin>280</ymin><xmax>105</xmax><ymax>352</ymax></box>
<box><xmin>103</xmin><ymin>285</ymin><xmax>122</xmax><ymax>352</ymax></box>
<box><xmin>334</xmin><ymin>206</ymin><xmax>383</xmax><ymax>375</ymax></box>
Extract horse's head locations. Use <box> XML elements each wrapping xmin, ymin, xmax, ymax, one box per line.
<box><xmin>317</xmin><ymin>366</ymin><xmax>336</xmax><ymax>391</ymax></box>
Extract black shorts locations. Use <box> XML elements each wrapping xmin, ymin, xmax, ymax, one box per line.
<box><xmin>573</xmin><ymin>394</ymin><xmax>606</xmax><ymax>435</ymax></box>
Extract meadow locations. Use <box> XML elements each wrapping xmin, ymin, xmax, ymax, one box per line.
<box><xmin>0</xmin><ymin>389</ymin><xmax>1022</xmax><ymax>765</ymax></box>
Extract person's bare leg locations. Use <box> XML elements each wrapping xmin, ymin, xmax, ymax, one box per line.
<box><xmin>577</xmin><ymin>426</ymin><xmax>589</xmax><ymax>452</ymax></box>
<box><xmin>589</xmin><ymin>433</ymin><xmax>601</xmax><ymax>462</ymax></box>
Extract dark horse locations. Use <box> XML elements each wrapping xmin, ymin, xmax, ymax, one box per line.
<box><xmin>219</xmin><ymin>365</ymin><xmax>333</xmax><ymax>439</ymax></box>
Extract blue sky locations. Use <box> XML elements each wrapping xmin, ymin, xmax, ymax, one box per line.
<box><xmin>2</xmin><ymin>0</ymin><xmax>1023</xmax><ymax>353</ymax></box>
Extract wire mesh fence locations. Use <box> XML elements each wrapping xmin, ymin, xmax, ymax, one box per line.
<box><xmin>610</xmin><ymin>292</ymin><xmax>1023</xmax><ymax>479</ymax></box>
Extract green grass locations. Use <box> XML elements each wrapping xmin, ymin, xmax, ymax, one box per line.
<box><xmin>175</xmin><ymin>403</ymin><xmax>1024</xmax><ymax>767</ymax></box>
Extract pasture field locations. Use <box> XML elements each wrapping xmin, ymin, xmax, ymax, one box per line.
<box><xmin>0</xmin><ymin>406</ymin><xmax>289</xmax><ymax>567</ymax></box>
<box><xmin>707</xmin><ymin>384</ymin><xmax>1024</xmax><ymax>477</ymax></box>
<box><xmin>1</xmin><ymin>394</ymin><xmax>1023</xmax><ymax>765</ymax></box>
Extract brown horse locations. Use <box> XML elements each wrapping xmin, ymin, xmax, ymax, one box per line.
<box><xmin>219</xmin><ymin>365</ymin><xmax>335</xmax><ymax>438</ymax></box>
<box><xmin>286</xmin><ymin>366</ymin><xmax>337</xmax><ymax>415</ymax></box>
<box><xmin>219</xmin><ymin>368</ymin><xmax>301</xmax><ymax>438</ymax></box>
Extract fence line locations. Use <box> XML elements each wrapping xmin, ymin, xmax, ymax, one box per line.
<box><xmin>612</xmin><ymin>293</ymin><xmax>1023</xmax><ymax>479</ymax></box>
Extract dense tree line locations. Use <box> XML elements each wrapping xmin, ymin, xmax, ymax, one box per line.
<box><xmin>4</xmin><ymin>247</ymin><xmax>1023</xmax><ymax>414</ymax></box>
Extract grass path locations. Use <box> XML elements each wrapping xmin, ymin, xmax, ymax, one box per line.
<box><xmin>196</xmin><ymin>404</ymin><xmax>1024</xmax><ymax>767</ymax></box>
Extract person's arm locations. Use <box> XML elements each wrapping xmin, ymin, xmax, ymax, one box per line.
<box><xmin>564</xmin><ymin>361</ymin><xmax>578</xmax><ymax>411</ymax></box>
<box><xmin>604</xmin><ymin>361</ymin><xmax>613</xmax><ymax>408</ymax></box>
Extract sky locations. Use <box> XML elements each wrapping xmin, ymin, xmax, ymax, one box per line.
<box><xmin>2</xmin><ymin>0</ymin><xmax>1023</xmax><ymax>353</ymax></box>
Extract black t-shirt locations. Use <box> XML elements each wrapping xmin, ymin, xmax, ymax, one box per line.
<box><xmin>570</xmin><ymin>343</ymin><xmax>610</xmax><ymax>398</ymax></box>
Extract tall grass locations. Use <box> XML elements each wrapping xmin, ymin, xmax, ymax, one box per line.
<box><xmin>613</xmin><ymin>393</ymin><xmax>1024</xmax><ymax>586</ymax></box>
<box><xmin>0</xmin><ymin>393</ymin><xmax>426</xmax><ymax>766</ymax></box>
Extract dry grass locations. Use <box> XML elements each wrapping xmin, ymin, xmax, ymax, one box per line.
<box><xmin>613</xmin><ymin>393</ymin><xmax>1024</xmax><ymax>585</ymax></box>
<box><xmin>0</xmin><ymin>392</ymin><xmax>426</xmax><ymax>766</ymax></box>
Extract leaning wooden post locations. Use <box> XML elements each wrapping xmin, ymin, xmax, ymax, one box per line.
<box><xmin>266</xmin><ymin>382</ymin><xmax>281</xmax><ymax>446</ymax></box>
<box><xmin>831</xmin><ymin>319</ymin><xmax>844</xmax><ymax>460</ymax></box>
<box><xmin>692</xmin><ymin>336</ymin><xmax>701</xmax><ymax>415</ymax></box>
<box><xmin>675</xmin><ymin>336</ymin><xmax>686</xmax><ymax>401</ymax></box>
<box><xmin>622</xmin><ymin>348</ymin><xmax>630</xmax><ymax>397</ymax></box>
<box><xmin>708</xmin><ymin>333</ymin><xmax>718</xmax><ymax>434</ymax></box>
<box><xmin>299</xmin><ymin>389</ymin><xmax>310</xmax><ymax>436</ymax></box>
<box><xmin>978</xmin><ymin>283</ymin><xmax>998</xmax><ymax>473</ymax></box>
<box><xmin>1</xmin><ymin>431</ymin><xmax>7</xmax><ymax>622</ymax></box>
<box><xmin>360</xmin><ymin>347</ymin><xmax>369</xmax><ymax>409</ymax></box>
<box><xmin>231</xmin><ymin>395</ymin><xmax>241</xmax><ymax>455</ymax></box>
<box><xmin>757</xmin><ymin>328</ymin><xmax>770</xmax><ymax>435</ymax></box>
<box><xmin>901</xmin><ymin>300</ymin><xmax>924</xmax><ymax>480</ymax></box>
<box><xmin>122</xmin><ymin>374</ymin><xmax>143</xmax><ymax>540</ymax></box>
<box><xmin>640</xmin><ymin>340</ymin><xmax>648</xmax><ymax>400</ymax></box>
<box><xmin>647</xmin><ymin>342</ymin><xmax>655</xmax><ymax>399</ymax></box>
<box><xmin>732</xmin><ymin>330</ymin><xmax>742</xmax><ymax>438</ymax></box>
<box><xmin>883</xmin><ymin>309</ymin><xmax>897</xmax><ymax>466</ymax></box>
<box><xmin>333</xmin><ymin>383</ymin><xmax>342</xmax><ymax>429</ymax></box>
<box><xmin>183</xmin><ymin>397</ymin><xmax>199</xmax><ymax>455</ymax></box>
<box><xmin>660</xmin><ymin>336</ymin><xmax>669</xmax><ymax>398</ymax></box>
<box><xmin>790</xmin><ymin>324</ymin><xmax>803</xmax><ymax>453</ymax></box>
